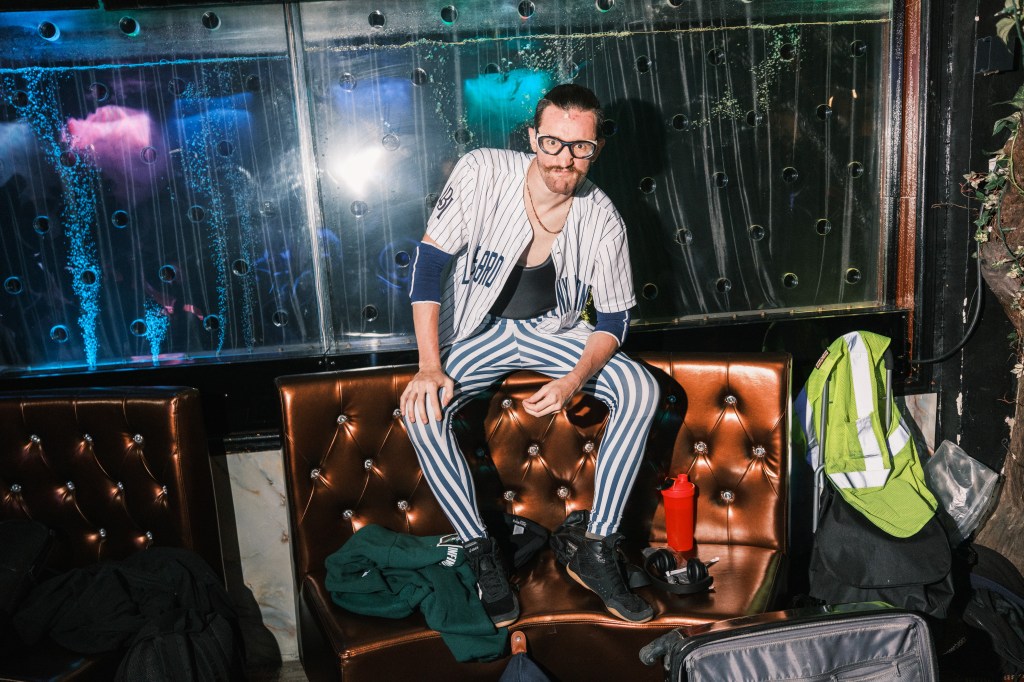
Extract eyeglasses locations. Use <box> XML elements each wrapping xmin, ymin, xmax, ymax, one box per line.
<box><xmin>535</xmin><ymin>134</ymin><xmax>599</xmax><ymax>159</ymax></box>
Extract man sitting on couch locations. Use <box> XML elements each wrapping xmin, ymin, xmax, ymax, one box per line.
<box><xmin>401</xmin><ymin>83</ymin><xmax>659</xmax><ymax>627</ymax></box>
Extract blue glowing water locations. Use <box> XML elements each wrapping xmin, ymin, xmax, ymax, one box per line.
<box><xmin>16</xmin><ymin>69</ymin><xmax>102</xmax><ymax>370</ymax></box>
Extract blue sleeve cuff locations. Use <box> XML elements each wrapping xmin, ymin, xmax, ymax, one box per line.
<box><xmin>595</xmin><ymin>309</ymin><xmax>631</xmax><ymax>345</ymax></box>
<box><xmin>409</xmin><ymin>241</ymin><xmax>454</xmax><ymax>304</ymax></box>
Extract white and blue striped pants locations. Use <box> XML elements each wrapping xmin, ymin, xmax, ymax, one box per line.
<box><xmin>404</xmin><ymin>315</ymin><xmax>659</xmax><ymax>541</ymax></box>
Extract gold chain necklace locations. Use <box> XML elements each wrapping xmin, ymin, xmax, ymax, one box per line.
<box><xmin>526</xmin><ymin>162</ymin><xmax>572</xmax><ymax>235</ymax></box>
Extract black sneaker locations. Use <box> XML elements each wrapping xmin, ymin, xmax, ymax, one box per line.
<box><xmin>463</xmin><ymin>536</ymin><xmax>520</xmax><ymax>628</ymax></box>
<box><xmin>565</xmin><ymin>533</ymin><xmax>654</xmax><ymax>623</ymax></box>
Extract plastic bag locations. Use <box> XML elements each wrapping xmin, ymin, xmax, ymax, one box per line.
<box><xmin>923</xmin><ymin>440</ymin><xmax>1001</xmax><ymax>542</ymax></box>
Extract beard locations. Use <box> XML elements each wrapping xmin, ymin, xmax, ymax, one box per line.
<box><xmin>536</xmin><ymin>162</ymin><xmax>585</xmax><ymax>196</ymax></box>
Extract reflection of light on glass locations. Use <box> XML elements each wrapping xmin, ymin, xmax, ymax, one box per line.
<box><xmin>852</xmin><ymin>89</ymin><xmax>858</xmax><ymax>99</ymax></box>
<box><xmin>828</xmin><ymin>96</ymin><xmax>834</xmax><ymax>107</ymax></box>
<box><xmin>329</xmin><ymin>146</ymin><xmax>383</xmax><ymax>195</ymax></box>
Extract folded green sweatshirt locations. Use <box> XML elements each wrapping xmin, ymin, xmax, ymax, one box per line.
<box><xmin>324</xmin><ymin>525</ymin><xmax>507</xmax><ymax>662</ymax></box>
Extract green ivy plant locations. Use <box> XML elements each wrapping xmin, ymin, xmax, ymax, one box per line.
<box><xmin>965</xmin><ymin>0</ymin><xmax>1024</xmax><ymax>302</ymax></box>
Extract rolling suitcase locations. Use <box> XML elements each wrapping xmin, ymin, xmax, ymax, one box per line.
<box><xmin>639</xmin><ymin>602</ymin><xmax>938</xmax><ymax>681</ymax></box>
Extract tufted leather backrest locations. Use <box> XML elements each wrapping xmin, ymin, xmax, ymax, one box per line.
<box><xmin>0</xmin><ymin>386</ymin><xmax>222</xmax><ymax>577</ymax></box>
<box><xmin>277</xmin><ymin>352</ymin><xmax>790</xmax><ymax>580</ymax></box>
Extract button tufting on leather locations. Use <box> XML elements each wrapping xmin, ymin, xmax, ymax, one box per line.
<box><xmin>501</xmin><ymin>398</ymin><xmax>513</xmax><ymax>409</ymax></box>
<box><xmin>66</xmin><ymin>481</ymin><xmax>75</xmax><ymax>491</ymax></box>
<box><xmin>556</xmin><ymin>486</ymin><xmax>570</xmax><ymax>499</ymax></box>
<box><xmin>160</xmin><ymin>485</ymin><xmax>169</xmax><ymax>496</ymax></box>
<box><xmin>503</xmin><ymin>490</ymin><xmax>515</xmax><ymax>501</ymax></box>
<box><xmin>98</xmin><ymin>528</ymin><xmax>107</xmax><ymax>538</ymax></box>
<box><xmin>694</xmin><ymin>441</ymin><xmax>708</xmax><ymax>454</ymax></box>
<box><xmin>30</xmin><ymin>434</ymin><xmax>40</xmax><ymax>444</ymax></box>
<box><xmin>310</xmin><ymin>468</ymin><xmax>321</xmax><ymax>480</ymax></box>
<box><xmin>392</xmin><ymin>408</ymin><xmax>402</xmax><ymax>418</ymax></box>
<box><xmin>342</xmin><ymin>509</ymin><xmax>354</xmax><ymax>520</ymax></box>
<box><xmin>337</xmin><ymin>414</ymin><xmax>349</xmax><ymax>424</ymax></box>
<box><xmin>363</xmin><ymin>459</ymin><xmax>373</xmax><ymax>470</ymax></box>
<box><xmin>752</xmin><ymin>445</ymin><xmax>766</xmax><ymax>458</ymax></box>
<box><xmin>83</xmin><ymin>433</ymin><xmax>93</xmax><ymax>443</ymax></box>
<box><xmin>474</xmin><ymin>447</ymin><xmax>487</xmax><ymax>458</ymax></box>
<box><xmin>396</xmin><ymin>500</ymin><xmax>409</xmax><ymax>511</ymax></box>
<box><xmin>720</xmin><ymin>490</ymin><xmax>736</xmax><ymax>503</ymax></box>
<box><xmin>583</xmin><ymin>441</ymin><xmax>595</xmax><ymax>453</ymax></box>
<box><xmin>528</xmin><ymin>444</ymin><xmax>540</xmax><ymax>456</ymax></box>
<box><xmin>667</xmin><ymin>394</ymin><xmax>678</xmax><ymax>404</ymax></box>
<box><xmin>145</xmin><ymin>531</ymin><xmax>154</xmax><ymax>541</ymax></box>
<box><xmin>10</xmin><ymin>483</ymin><xmax>22</xmax><ymax>493</ymax></box>
<box><xmin>133</xmin><ymin>434</ymin><xmax>144</xmax><ymax>444</ymax></box>
<box><xmin>725</xmin><ymin>395</ymin><xmax>737</xmax><ymax>405</ymax></box>
<box><xmin>116</xmin><ymin>481</ymin><xmax>124</xmax><ymax>490</ymax></box>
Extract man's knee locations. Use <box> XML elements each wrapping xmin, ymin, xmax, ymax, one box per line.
<box><xmin>621</xmin><ymin>363</ymin><xmax>660</xmax><ymax>417</ymax></box>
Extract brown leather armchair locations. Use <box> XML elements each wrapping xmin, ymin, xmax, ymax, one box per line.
<box><xmin>0</xmin><ymin>386</ymin><xmax>222</xmax><ymax>681</ymax></box>
<box><xmin>277</xmin><ymin>352</ymin><xmax>791</xmax><ymax>681</ymax></box>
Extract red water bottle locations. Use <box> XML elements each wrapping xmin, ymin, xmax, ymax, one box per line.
<box><xmin>662</xmin><ymin>474</ymin><xmax>696</xmax><ymax>552</ymax></box>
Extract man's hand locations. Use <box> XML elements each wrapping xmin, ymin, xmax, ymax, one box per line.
<box><xmin>522</xmin><ymin>374</ymin><xmax>583</xmax><ymax>417</ymax></box>
<box><xmin>401</xmin><ymin>368</ymin><xmax>454</xmax><ymax>423</ymax></box>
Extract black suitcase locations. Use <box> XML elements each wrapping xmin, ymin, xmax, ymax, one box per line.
<box><xmin>640</xmin><ymin>602</ymin><xmax>938</xmax><ymax>681</ymax></box>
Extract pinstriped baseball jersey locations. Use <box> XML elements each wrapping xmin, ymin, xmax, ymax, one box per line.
<box><xmin>425</xmin><ymin>148</ymin><xmax>636</xmax><ymax>348</ymax></box>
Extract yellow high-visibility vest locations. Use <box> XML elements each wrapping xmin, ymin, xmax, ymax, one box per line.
<box><xmin>795</xmin><ymin>331</ymin><xmax>937</xmax><ymax>538</ymax></box>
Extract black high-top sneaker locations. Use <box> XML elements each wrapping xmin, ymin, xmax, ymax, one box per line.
<box><xmin>565</xmin><ymin>533</ymin><xmax>654</xmax><ymax>623</ymax></box>
<box><xmin>463</xmin><ymin>536</ymin><xmax>520</xmax><ymax>628</ymax></box>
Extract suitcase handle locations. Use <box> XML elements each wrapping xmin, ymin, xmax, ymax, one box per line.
<box><xmin>639</xmin><ymin>629</ymin><xmax>685</xmax><ymax>666</ymax></box>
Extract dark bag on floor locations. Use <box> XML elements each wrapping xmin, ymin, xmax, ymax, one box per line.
<box><xmin>962</xmin><ymin>545</ymin><xmax>1024</xmax><ymax>675</ymax></box>
<box><xmin>640</xmin><ymin>602</ymin><xmax>938</xmax><ymax>681</ymax></box>
<box><xmin>116</xmin><ymin>608</ymin><xmax>243</xmax><ymax>682</ymax></box>
<box><xmin>808</xmin><ymin>486</ymin><xmax>954</xmax><ymax>617</ymax></box>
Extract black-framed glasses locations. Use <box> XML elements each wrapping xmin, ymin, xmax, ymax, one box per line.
<box><xmin>536</xmin><ymin>134</ymin><xmax>599</xmax><ymax>159</ymax></box>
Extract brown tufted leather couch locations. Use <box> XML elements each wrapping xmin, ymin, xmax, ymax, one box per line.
<box><xmin>0</xmin><ymin>386</ymin><xmax>222</xmax><ymax>681</ymax></box>
<box><xmin>277</xmin><ymin>352</ymin><xmax>791</xmax><ymax>681</ymax></box>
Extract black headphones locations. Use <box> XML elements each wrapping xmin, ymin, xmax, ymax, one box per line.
<box><xmin>642</xmin><ymin>549</ymin><xmax>713</xmax><ymax>595</ymax></box>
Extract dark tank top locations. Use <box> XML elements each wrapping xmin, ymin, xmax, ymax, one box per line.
<box><xmin>488</xmin><ymin>255</ymin><xmax>556</xmax><ymax>319</ymax></box>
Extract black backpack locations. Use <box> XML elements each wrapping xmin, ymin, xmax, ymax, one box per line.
<box><xmin>961</xmin><ymin>545</ymin><xmax>1024</xmax><ymax>675</ymax></box>
<box><xmin>808</xmin><ymin>485</ymin><xmax>955</xmax><ymax>618</ymax></box>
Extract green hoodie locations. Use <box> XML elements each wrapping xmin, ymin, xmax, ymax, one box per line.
<box><xmin>324</xmin><ymin>525</ymin><xmax>507</xmax><ymax>662</ymax></box>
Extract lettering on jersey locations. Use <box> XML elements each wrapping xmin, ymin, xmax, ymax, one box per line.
<box><xmin>433</xmin><ymin>185</ymin><xmax>455</xmax><ymax>219</ymax></box>
<box><xmin>461</xmin><ymin>246</ymin><xmax>505</xmax><ymax>287</ymax></box>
